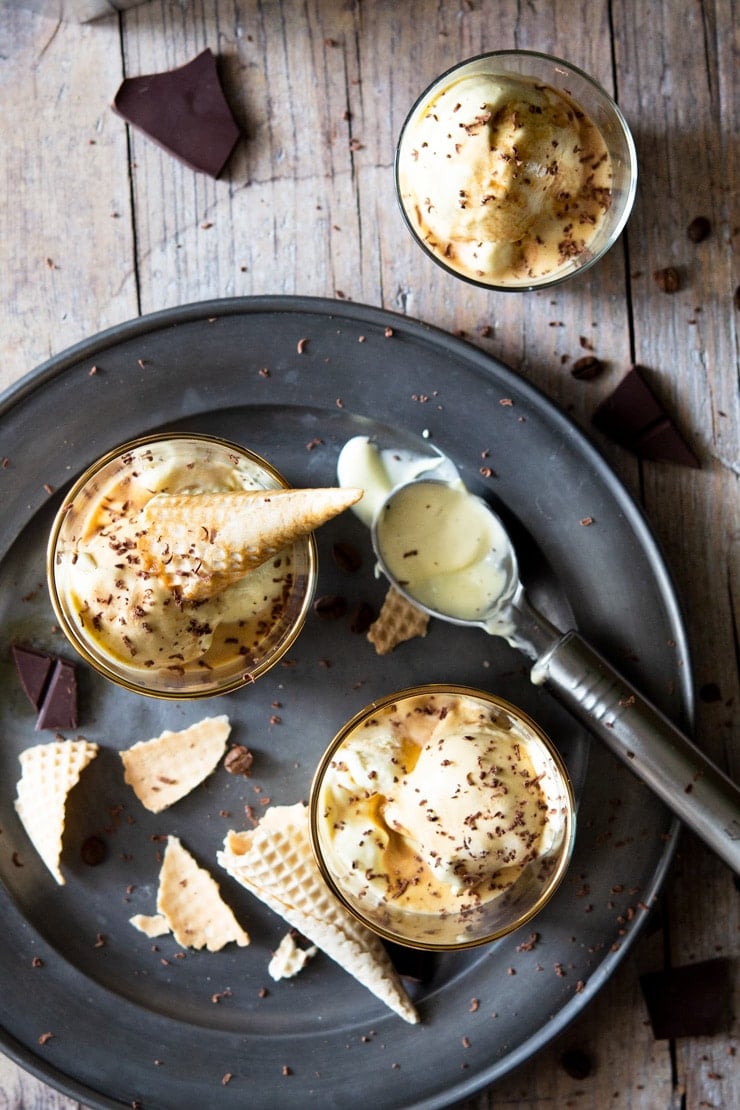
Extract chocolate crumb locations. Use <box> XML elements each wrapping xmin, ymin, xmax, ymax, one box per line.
<box><xmin>652</xmin><ymin>266</ymin><xmax>680</xmax><ymax>293</ymax></box>
<box><xmin>31</xmin><ymin>957</ymin><xmax>44</xmax><ymax>968</ymax></box>
<box><xmin>222</xmin><ymin>1073</ymin><xmax>233</xmax><ymax>1086</ymax></box>
<box><xmin>282</xmin><ymin>1065</ymin><xmax>293</xmax><ymax>1076</ymax></box>
<box><xmin>384</xmin><ymin>326</ymin><xmax>394</xmax><ymax>337</ymax></box>
<box><xmin>687</xmin><ymin>216</ymin><xmax>711</xmax><ymax>243</ymax></box>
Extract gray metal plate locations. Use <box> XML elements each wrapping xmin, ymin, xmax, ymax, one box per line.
<box><xmin>0</xmin><ymin>296</ymin><xmax>687</xmax><ymax>1110</ymax></box>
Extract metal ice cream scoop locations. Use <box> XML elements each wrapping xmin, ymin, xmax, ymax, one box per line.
<box><xmin>371</xmin><ymin>477</ymin><xmax>740</xmax><ymax>873</ymax></box>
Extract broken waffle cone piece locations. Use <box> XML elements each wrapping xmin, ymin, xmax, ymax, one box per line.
<box><xmin>218</xmin><ymin>803</ymin><xmax>419</xmax><ymax>1024</ymax></box>
<box><xmin>130</xmin><ymin>835</ymin><xmax>249</xmax><ymax>951</ymax></box>
<box><xmin>137</xmin><ymin>486</ymin><xmax>363</xmax><ymax>601</ymax></box>
<box><xmin>14</xmin><ymin>738</ymin><xmax>99</xmax><ymax>884</ymax></box>
<box><xmin>120</xmin><ymin>715</ymin><xmax>231</xmax><ymax>813</ymax></box>
<box><xmin>367</xmin><ymin>585</ymin><xmax>429</xmax><ymax>655</ymax></box>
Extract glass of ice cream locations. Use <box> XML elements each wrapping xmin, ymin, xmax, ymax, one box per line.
<box><xmin>396</xmin><ymin>51</ymin><xmax>637</xmax><ymax>290</ymax></box>
<box><xmin>309</xmin><ymin>684</ymin><xmax>575</xmax><ymax>950</ymax></box>
<box><xmin>47</xmin><ymin>433</ymin><xmax>319</xmax><ymax>699</ymax></box>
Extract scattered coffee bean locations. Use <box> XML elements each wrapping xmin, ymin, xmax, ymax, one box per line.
<box><xmin>571</xmin><ymin>355</ymin><xmax>604</xmax><ymax>380</ymax></box>
<box><xmin>331</xmin><ymin>541</ymin><xmax>362</xmax><ymax>573</ymax></box>
<box><xmin>699</xmin><ymin>682</ymin><xmax>722</xmax><ymax>703</ymax></box>
<box><xmin>560</xmin><ymin>1047</ymin><xmax>593</xmax><ymax>1080</ymax></box>
<box><xmin>687</xmin><ymin>216</ymin><xmax>711</xmax><ymax>242</ymax></box>
<box><xmin>313</xmin><ymin>594</ymin><xmax>348</xmax><ymax>619</ymax></box>
<box><xmin>653</xmin><ymin>266</ymin><xmax>680</xmax><ymax>293</ymax></box>
<box><xmin>80</xmin><ymin>835</ymin><xmax>107</xmax><ymax>867</ymax></box>
<box><xmin>349</xmin><ymin>601</ymin><xmax>375</xmax><ymax>634</ymax></box>
<box><xmin>224</xmin><ymin>744</ymin><xmax>254</xmax><ymax>776</ymax></box>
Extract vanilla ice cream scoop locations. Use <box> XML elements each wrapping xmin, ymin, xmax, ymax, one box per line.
<box><xmin>393</xmin><ymin>47</ymin><xmax>641</xmax><ymax>290</ymax></box>
<box><xmin>310</xmin><ymin>686</ymin><xmax>575</xmax><ymax>949</ymax></box>
<box><xmin>384</xmin><ymin>707</ymin><xmax>549</xmax><ymax>893</ymax></box>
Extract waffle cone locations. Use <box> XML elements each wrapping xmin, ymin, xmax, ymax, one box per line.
<box><xmin>14</xmin><ymin>738</ymin><xmax>99</xmax><ymax>884</ymax></box>
<box><xmin>218</xmin><ymin>803</ymin><xmax>419</xmax><ymax>1023</ymax></box>
<box><xmin>137</xmin><ymin>486</ymin><xmax>363</xmax><ymax>600</ymax></box>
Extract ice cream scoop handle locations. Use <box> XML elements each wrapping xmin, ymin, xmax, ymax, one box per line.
<box><xmin>534</xmin><ymin>630</ymin><xmax>740</xmax><ymax>873</ymax></box>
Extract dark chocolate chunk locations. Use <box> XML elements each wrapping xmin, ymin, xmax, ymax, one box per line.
<box><xmin>112</xmin><ymin>49</ymin><xmax>240</xmax><ymax>178</ymax></box>
<box><xmin>639</xmin><ymin>958</ymin><xmax>732</xmax><ymax>1039</ymax></box>
<box><xmin>35</xmin><ymin>659</ymin><xmax>78</xmax><ymax>731</ymax></box>
<box><xmin>591</xmin><ymin>367</ymin><xmax>700</xmax><ymax>467</ymax></box>
<box><xmin>12</xmin><ymin>644</ymin><xmax>53</xmax><ymax>711</ymax></box>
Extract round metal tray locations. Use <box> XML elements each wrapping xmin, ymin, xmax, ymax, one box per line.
<box><xmin>0</xmin><ymin>296</ymin><xmax>687</xmax><ymax>1109</ymax></box>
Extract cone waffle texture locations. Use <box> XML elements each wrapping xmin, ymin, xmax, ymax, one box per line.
<box><xmin>120</xmin><ymin>715</ymin><xmax>230</xmax><ymax>813</ymax></box>
<box><xmin>137</xmin><ymin>486</ymin><xmax>363</xmax><ymax>601</ymax></box>
<box><xmin>131</xmin><ymin>835</ymin><xmax>249</xmax><ymax>951</ymax></box>
<box><xmin>15</xmin><ymin>738</ymin><xmax>99</xmax><ymax>884</ymax></box>
<box><xmin>218</xmin><ymin>803</ymin><xmax>419</xmax><ymax>1023</ymax></box>
<box><xmin>367</xmin><ymin>585</ymin><xmax>429</xmax><ymax>655</ymax></box>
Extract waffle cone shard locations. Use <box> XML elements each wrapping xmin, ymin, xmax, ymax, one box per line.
<box><xmin>120</xmin><ymin>715</ymin><xmax>231</xmax><ymax>813</ymax></box>
<box><xmin>218</xmin><ymin>803</ymin><xmax>419</xmax><ymax>1023</ymax></box>
<box><xmin>131</xmin><ymin>836</ymin><xmax>249</xmax><ymax>951</ymax></box>
<box><xmin>15</xmin><ymin>739</ymin><xmax>99</xmax><ymax>884</ymax></box>
<box><xmin>367</xmin><ymin>585</ymin><xmax>429</xmax><ymax>654</ymax></box>
<box><xmin>137</xmin><ymin>486</ymin><xmax>363</xmax><ymax>600</ymax></box>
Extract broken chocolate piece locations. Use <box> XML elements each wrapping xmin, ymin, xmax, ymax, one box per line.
<box><xmin>639</xmin><ymin>958</ymin><xmax>732</xmax><ymax>1039</ymax></box>
<box><xmin>35</xmin><ymin>659</ymin><xmax>78</xmax><ymax>731</ymax></box>
<box><xmin>112</xmin><ymin>49</ymin><xmax>240</xmax><ymax>178</ymax></box>
<box><xmin>12</xmin><ymin>644</ymin><xmax>53</xmax><ymax>711</ymax></box>
<box><xmin>591</xmin><ymin>367</ymin><xmax>700</xmax><ymax>467</ymax></box>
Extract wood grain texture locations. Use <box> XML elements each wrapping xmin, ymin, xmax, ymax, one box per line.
<box><xmin>1</xmin><ymin>1</ymin><xmax>737</xmax><ymax>1108</ymax></box>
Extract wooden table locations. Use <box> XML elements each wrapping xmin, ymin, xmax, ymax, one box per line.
<box><xmin>1</xmin><ymin>1</ymin><xmax>737</xmax><ymax>1107</ymax></box>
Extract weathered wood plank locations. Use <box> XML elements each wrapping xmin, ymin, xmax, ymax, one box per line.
<box><xmin>0</xmin><ymin>8</ymin><xmax>136</xmax><ymax>393</ymax></box>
